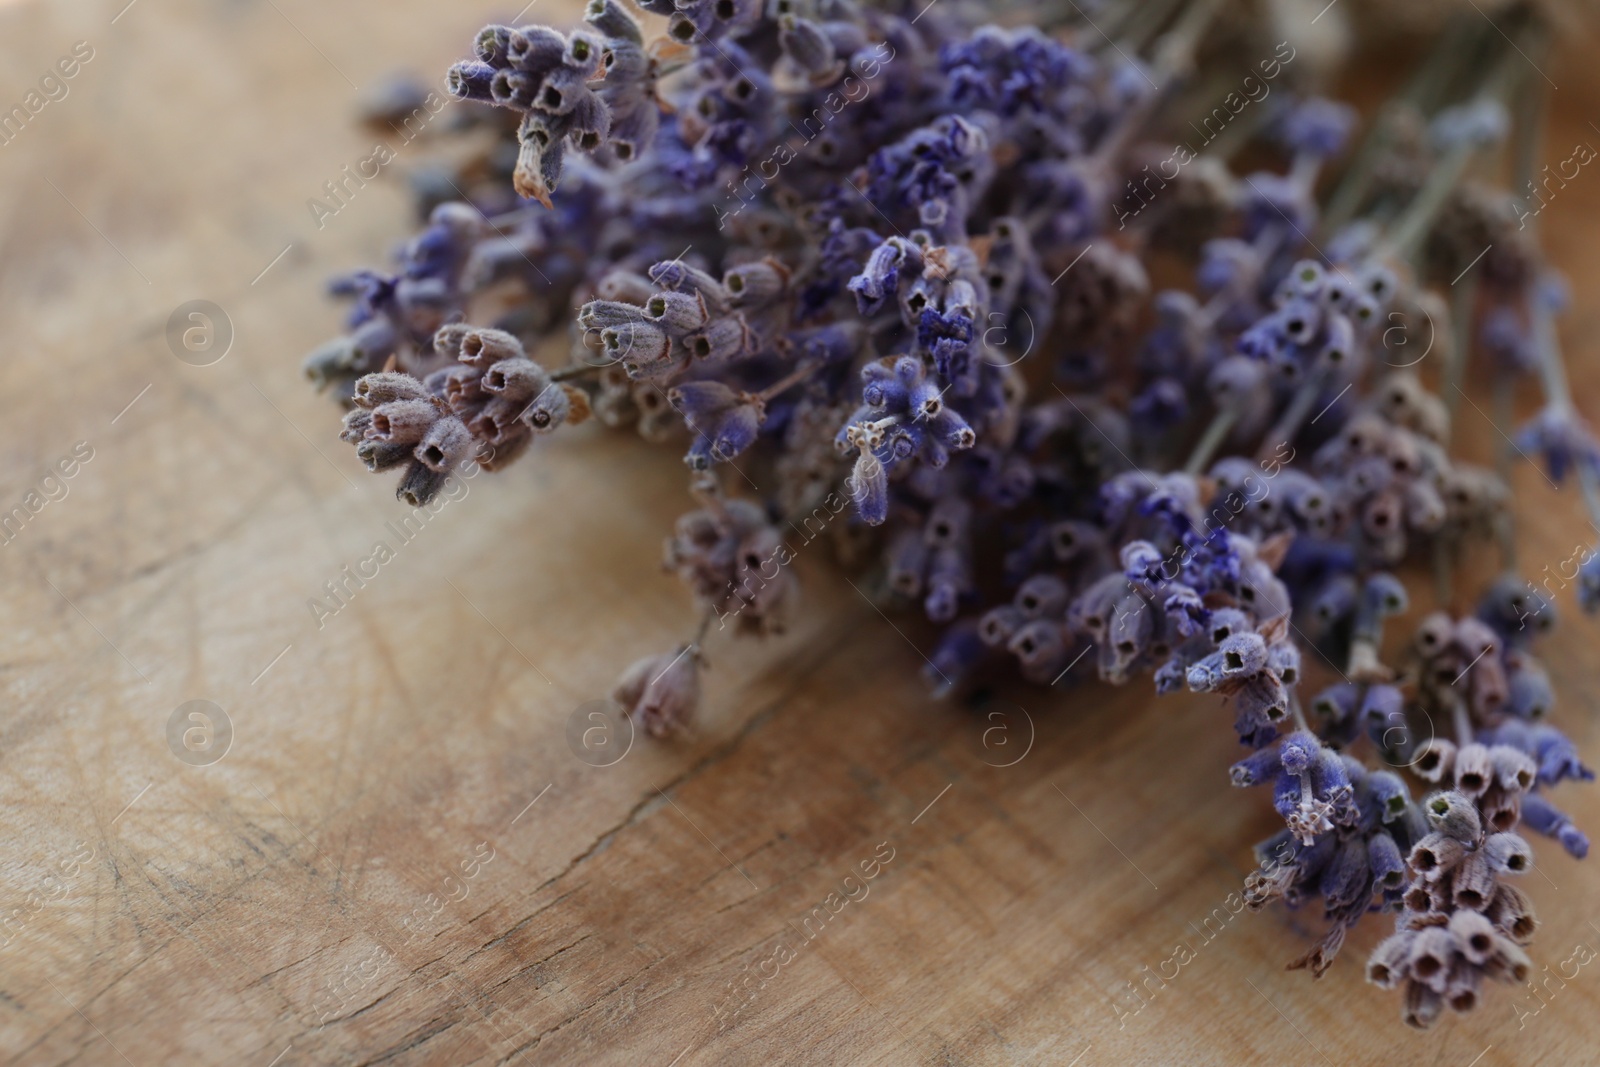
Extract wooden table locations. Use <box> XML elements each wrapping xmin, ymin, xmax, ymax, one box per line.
<box><xmin>2</xmin><ymin>1</ymin><xmax>1598</xmax><ymax>1063</ymax></box>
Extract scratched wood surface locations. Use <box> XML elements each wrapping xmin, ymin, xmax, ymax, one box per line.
<box><xmin>3</xmin><ymin>1</ymin><xmax>1600</xmax><ymax>1064</ymax></box>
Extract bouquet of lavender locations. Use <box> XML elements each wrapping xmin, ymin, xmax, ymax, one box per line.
<box><xmin>303</xmin><ymin>0</ymin><xmax>1598</xmax><ymax>1028</ymax></box>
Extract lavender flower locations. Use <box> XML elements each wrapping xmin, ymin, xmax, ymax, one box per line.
<box><xmin>303</xmin><ymin>1</ymin><xmax>1597</xmax><ymax>1032</ymax></box>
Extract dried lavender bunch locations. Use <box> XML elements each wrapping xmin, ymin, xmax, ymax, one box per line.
<box><xmin>303</xmin><ymin>0</ymin><xmax>1595</xmax><ymax>1028</ymax></box>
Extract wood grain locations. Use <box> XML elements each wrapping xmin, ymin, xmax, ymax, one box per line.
<box><xmin>2</xmin><ymin>1</ymin><xmax>1599</xmax><ymax>1064</ymax></box>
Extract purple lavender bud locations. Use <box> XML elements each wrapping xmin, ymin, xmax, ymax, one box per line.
<box><xmin>1366</xmin><ymin>830</ymin><xmax>1405</xmax><ymax>890</ymax></box>
<box><xmin>1129</xmin><ymin>378</ymin><xmax>1190</xmax><ymax>432</ymax></box>
<box><xmin>521</xmin><ymin>384</ymin><xmax>571</xmax><ymax>434</ymax></box>
<box><xmin>669</xmin><ymin>381</ymin><xmax>738</xmax><ymax>421</ymax></box>
<box><xmin>1307</xmin><ymin>575</ymin><xmax>1358</xmax><ymax>630</ymax></box>
<box><xmin>1318</xmin><ymin>835</ymin><xmax>1371</xmax><ymax>910</ymax></box>
<box><xmin>928</xmin><ymin>406</ymin><xmax>977</xmax><ymax>450</ymax></box>
<box><xmin>1278</xmin><ymin>297</ymin><xmax>1322</xmax><ymax>347</ymax></box>
<box><xmin>601</xmin><ymin>37</ymin><xmax>649</xmax><ymax>85</ymax></box>
<box><xmin>580</xmin><ymin>299</ymin><xmax>650</xmax><ymax>330</ymax></box>
<box><xmin>606</xmin><ymin>89</ymin><xmax>660</xmax><ymax>160</ymax></box>
<box><xmin>415</xmin><ymin>415</ymin><xmax>474</xmax><ymax>473</ymax></box>
<box><xmin>1108</xmin><ymin>591</ymin><xmax>1152</xmax><ymax>662</ymax></box>
<box><xmin>340</xmin><ymin>409</ymin><xmax>373</xmax><ymax>443</ymax></box>
<box><xmin>849</xmin><ymin>241</ymin><xmax>909</xmax><ymax>316</ymax></box>
<box><xmin>604</xmin><ymin>322</ymin><xmax>675</xmax><ymax>379</ymax></box>
<box><xmin>646</xmin><ymin>291</ymin><xmax>710</xmax><ymax>336</ymax></box>
<box><xmin>710</xmin><ymin>402</ymin><xmax>762</xmax><ymax>462</ymax></box>
<box><xmin>925</xmin><ymin>619</ymin><xmax>987</xmax><ymax>697</ymax></box>
<box><xmin>1162</xmin><ymin>585</ymin><xmax>1206</xmax><ymax>638</ymax></box>
<box><xmin>1480</xmin><ymin>304</ymin><xmax>1534</xmax><ymax>372</ymax></box>
<box><xmin>922</xmin><ymin>496</ymin><xmax>970</xmax><ymax>549</ymax></box>
<box><xmin>850</xmin><ymin>452</ymin><xmax>888</xmax><ymax>525</ymax></box>
<box><xmin>584</xmin><ymin>0</ymin><xmax>642</xmax><ymax>43</ymax></box>
<box><xmin>370</xmin><ymin>399</ymin><xmax>440</xmax><ymax>445</ymax></box>
<box><xmin>1206</xmin><ymin>355</ymin><xmax>1268</xmax><ymax>411</ymax></box>
<box><xmin>1362</xmin><ymin>572</ymin><xmax>1408</xmax><ymax>619</ymax></box>
<box><xmin>685</xmin><ymin>316</ymin><xmax>749</xmax><ymax>363</ymax></box>
<box><xmin>1204</xmin><ymin>608</ymin><xmax>1252</xmax><ymax>646</ymax></box>
<box><xmin>1154</xmin><ymin>655</ymin><xmax>1188</xmax><ymax>694</ymax></box>
<box><xmin>613</xmin><ymin>645</ymin><xmax>700</xmax><ymax>737</ymax></box>
<box><xmin>1008</xmin><ymin>618</ymin><xmax>1066</xmax><ymax>672</ymax></box>
<box><xmin>357</xmin><ymin>439</ymin><xmax>413</xmax><ymax>473</ymax></box>
<box><xmin>1531</xmin><ymin>724</ymin><xmax>1595</xmax><ymax>785</ymax></box>
<box><xmin>1504</xmin><ymin>657</ymin><xmax>1552</xmax><ymax>719</ymax></box>
<box><xmin>1186</xmin><ymin>655</ymin><xmax>1224</xmax><ymax>694</ymax></box>
<box><xmin>1236</xmin><ymin>671</ymin><xmax>1289</xmax><ymax>724</ymax></box>
<box><xmin>1234</xmin><ymin>704</ymin><xmax>1280</xmax><ymax>752</ymax></box>
<box><xmin>794</xmin><ymin>323</ymin><xmax>860</xmax><ymax>365</ymax></box>
<box><xmin>1068</xmin><ymin>573</ymin><xmax>1128</xmax><ymax>641</ymax></box>
<box><xmin>1312</xmin><ymin>682</ymin><xmax>1361</xmax><ymax>725</ymax></box>
<box><xmin>978</xmin><ymin>605</ymin><xmax>1023</xmax><ymax>648</ymax></box>
<box><xmin>303</xmin><ymin>336</ymin><xmax>359</xmax><ymax>391</ymax></box>
<box><xmin>1272</xmin><ymin>768</ymin><xmax>1304</xmax><ymax>820</ymax></box>
<box><xmin>1318</xmin><ymin>312</ymin><xmax>1355</xmax><ymax>369</ymax></box>
<box><xmin>861</xmin><ymin>362</ymin><xmax>909</xmax><ymax>410</ymax></box>
<box><xmin>778</xmin><ymin>12</ymin><xmax>837</xmax><ymax>73</ymax></box>
<box><xmin>1358</xmin><ymin>683</ymin><xmax>1404</xmax><ymax>727</ymax></box>
<box><xmin>1197</xmin><ymin>238</ymin><xmax>1259</xmax><ymax>295</ymax></box>
<box><xmin>651</xmin><ymin>259</ymin><xmax>731</xmax><ymax>312</ymax></box>
<box><xmin>1015</xmin><ymin>574</ymin><xmax>1070</xmax><ymax>618</ymax></box>
<box><xmin>1266</xmin><ymin>641</ymin><xmax>1301</xmax><ymax>685</ymax></box>
<box><xmin>397</xmin><ymin>461</ymin><xmax>450</xmax><ymax>507</ymax></box>
<box><xmin>474</xmin><ymin>24</ymin><xmax>515</xmax><ymax>66</ymax></box>
<box><xmin>562</xmin><ymin>30</ymin><xmax>605</xmax><ymax>75</ymax></box>
<box><xmin>507</xmin><ymin>25</ymin><xmax>567</xmax><ymax>74</ymax></box>
<box><xmin>491</xmin><ymin>68</ymin><xmax>539</xmax><ymax>109</ymax></box>
<box><xmin>1050</xmin><ymin>520</ymin><xmax>1105</xmax><ymax>562</ymax></box>
<box><xmin>887</xmin><ymin>528</ymin><xmax>929</xmax><ymax>597</ymax></box>
<box><xmin>1521</xmin><ymin>793</ymin><xmax>1589</xmax><ymax>859</ymax></box>
<box><xmin>1320</xmin><ymin>270</ymin><xmax>1360</xmax><ymax>313</ymax></box>
<box><xmin>1119</xmin><ymin>539</ymin><xmax>1165</xmax><ymax>586</ymax></box>
<box><xmin>482</xmin><ymin>358</ymin><xmax>553</xmax><ymax>403</ymax></box>
<box><xmin>459</xmin><ymin>328</ymin><xmax>525</xmax><ymax>368</ymax></box>
<box><xmin>533</xmin><ymin>66</ymin><xmax>590</xmax><ymax>115</ymax></box>
<box><xmin>1423</xmin><ymin>790</ymin><xmax>1481</xmax><ymax>841</ymax></box>
<box><xmin>1485</xmin><ymin>832</ymin><xmax>1533</xmax><ymax>874</ymax></box>
<box><xmin>908</xmin><ymin>378</ymin><xmax>945</xmax><ymax>423</ymax></box>
<box><xmin>1366</xmin><ymin>769</ymin><xmax>1411</xmax><ymax>823</ymax></box>
<box><xmin>1280</xmin><ymin>98</ymin><xmax>1356</xmax><ymax>158</ymax></box>
<box><xmin>723</xmin><ymin>259</ymin><xmax>789</xmax><ymax>308</ymax></box>
<box><xmin>1490</xmin><ymin>744</ymin><xmax>1538</xmax><ymax>794</ymax></box>
<box><xmin>1217</xmin><ymin>632</ymin><xmax>1269</xmax><ymax>678</ymax></box>
<box><xmin>1279</xmin><ymin>731</ymin><xmax>1321</xmax><ymax>775</ymax></box>
<box><xmin>1231</xmin><ymin>745</ymin><xmax>1283</xmax><ymax>787</ymax></box>
<box><xmin>1312</xmin><ymin>747</ymin><xmax>1355</xmax><ymax>804</ymax></box>
<box><xmin>448</xmin><ymin>60</ymin><xmax>500</xmax><ymax>103</ymax></box>
<box><xmin>352</xmin><ymin>371</ymin><xmax>431</xmax><ymax>409</ymax></box>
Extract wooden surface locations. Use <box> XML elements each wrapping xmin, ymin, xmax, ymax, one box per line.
<box><xmin>3</xmin><ymin>2</ymin><xmax>1600</xmax><ymax>1064</ymax></box>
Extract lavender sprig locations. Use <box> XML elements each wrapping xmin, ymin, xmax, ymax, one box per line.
<box><xmin>302</xmin><ymin>0</ymin><xmax>1595</xmax><ymax>1030</ymax></box>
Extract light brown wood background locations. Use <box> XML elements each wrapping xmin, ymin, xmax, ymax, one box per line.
<box><xmin>2</xmin><ymin>1</ymin><xmax>1599</xmax><ymax>1064</ymax></box>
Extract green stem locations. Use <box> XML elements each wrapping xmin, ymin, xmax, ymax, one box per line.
<box><xmin>1374</xmin><ymin>26</ymin><xmax>1535</xmax><ymax>266</ymax></box>
<box><xmin>1323</xmin><ymin>17</ymin><xmax>1481</xmax><ymax>232</ymax></box>
<box><xmin>1381</xmin><ymin>141</ymin><xmax>1476</xmax><ymax>267</ymax></box>
<box><xmin>1184</xmin><ymin>407</ymin><xmax>1237</xmax><ymax>475</ymax></box>
<box><xmin>755</xmin><ymin>361</ymin><xmax>820</xmax><ymax>403</ymax></box>
<box><xmin>1119</xmin><ymin>0</ymin><xmax>1184</xmax><ymax>54</ymax></box>
<box><xmin>552</xmin><ymin>363</ymin><xmax>602</xmax><ymax>382</ymax></box>
<box><xmin>1432</xmin><ymin>533</ymin><xmax>1453</xmax><ymax>609</ymax></box>
<box><xmin>1256</xmin><ymin>371</ymin><xmax>1327</xmax><ymax>464</ymax></box>
<box><xmin>1442</xmin><ymin>273</ymin><xmax>1477</xmax><ymax>443</ymax></box>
